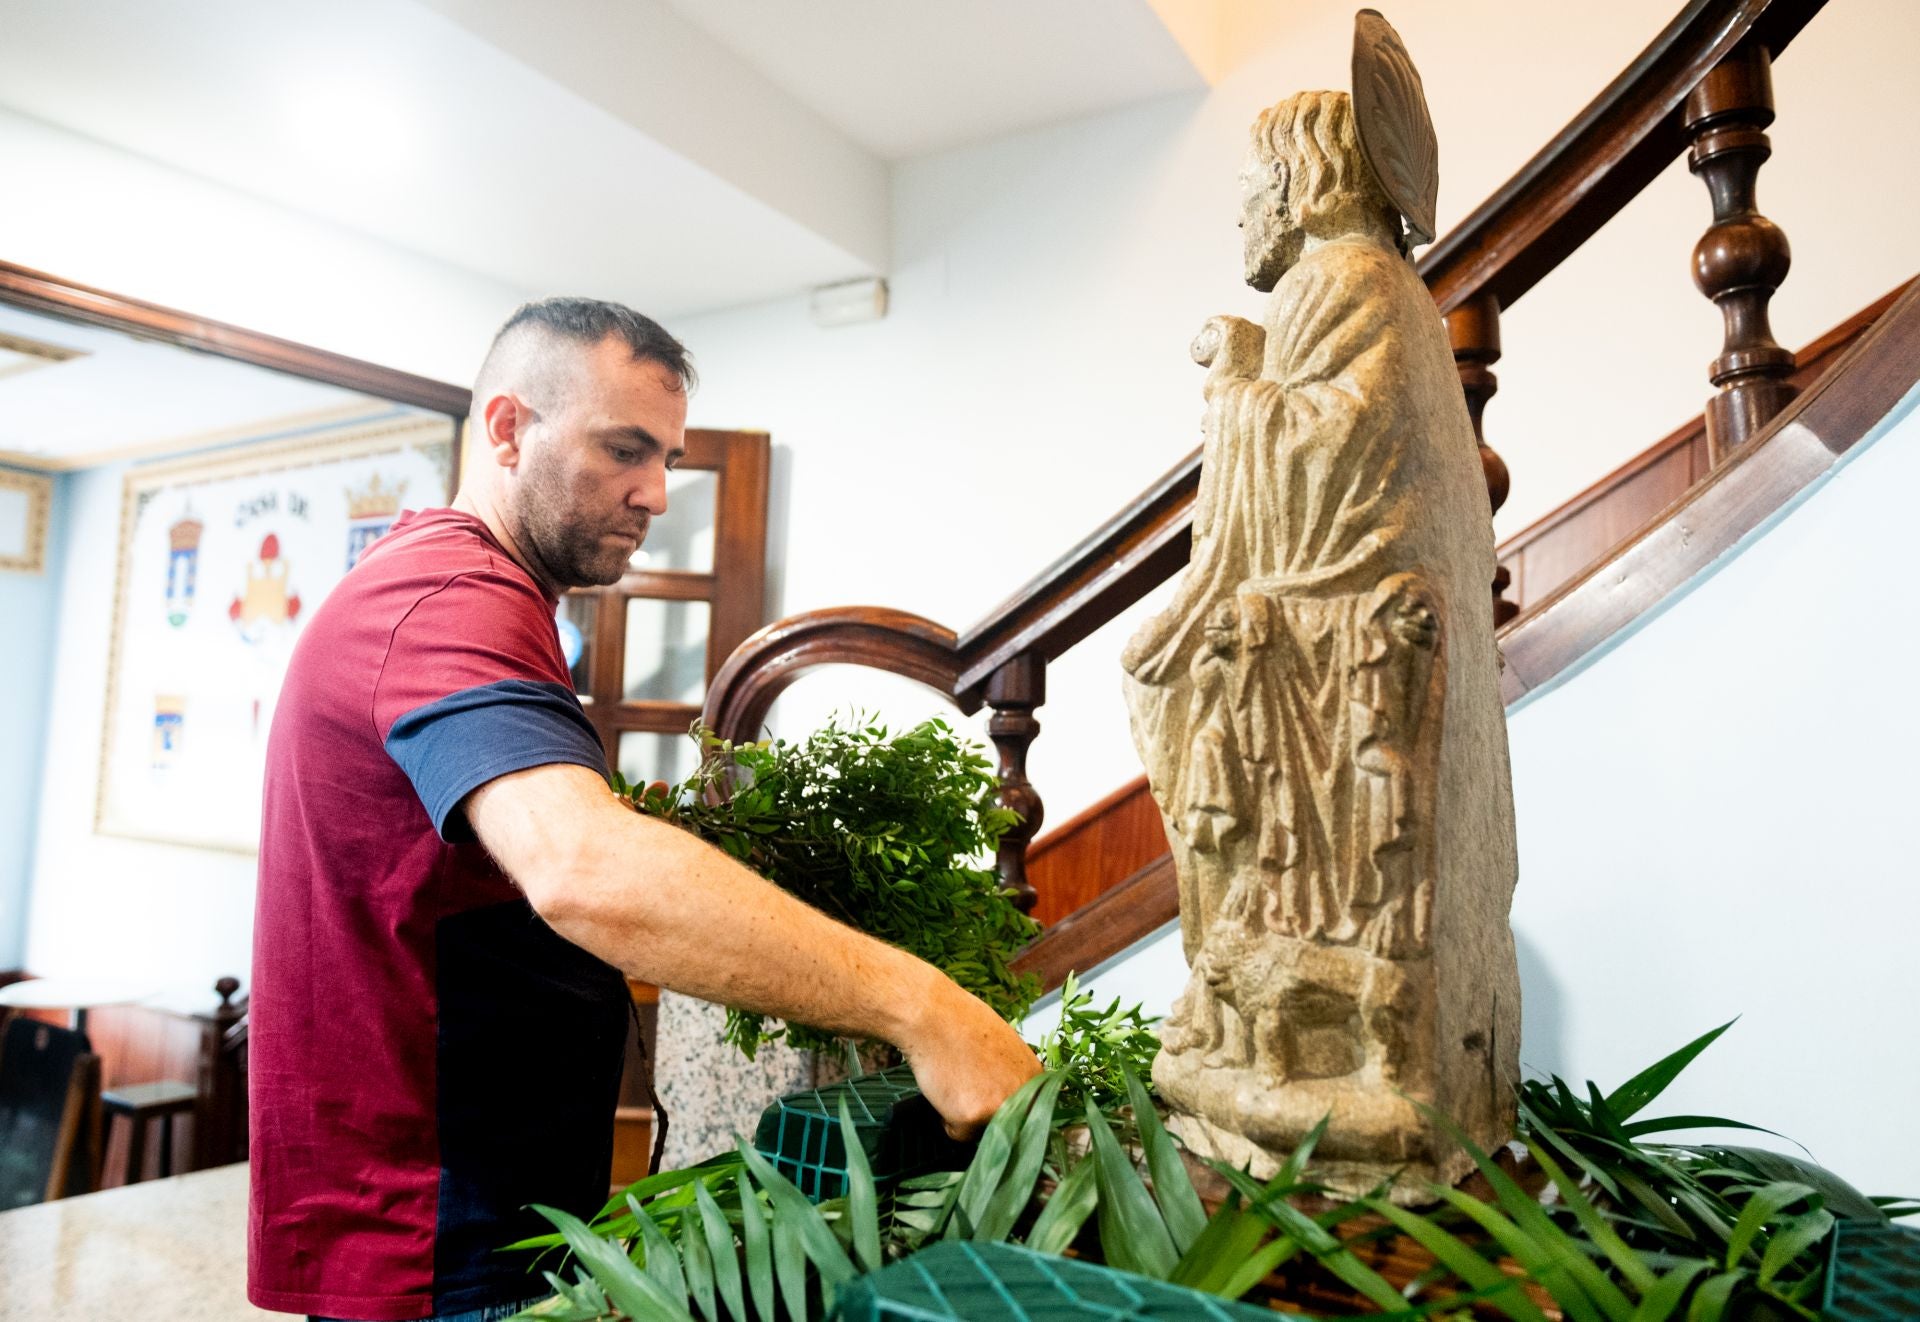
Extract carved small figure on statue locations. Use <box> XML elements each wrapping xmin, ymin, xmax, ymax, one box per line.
<box><xmin>1348</xmin><ymin>571</ymin><xmax>1440</xmax><ymax>958</ymax></box>
<box><xmin>1121</xmin><ymin>10</ymin><xmax>1521</xmax><ymax>1202</ymax></box>
<box><xmin>1181</xmin><ymin>598</ymin><xmax>1246</xmax><ymax>856</ymax></box>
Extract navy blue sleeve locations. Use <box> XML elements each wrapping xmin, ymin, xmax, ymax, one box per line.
<box><xmin>383</xmin><ymin>678</ymin><xmax>607</xmax><ymax>842</ymax></box>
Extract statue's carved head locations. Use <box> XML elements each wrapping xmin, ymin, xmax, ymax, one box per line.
<box><xmin>1203</xmin><ymin>598</ymin><xmax>1241</xmax><ymax>656</ymax></box>
<box><xmin>1369</xmin><ymin>572</ymin><xmax>1440</xmax><ymax>651</ymax></box>
<box><xmin>1241</xmin><ymin>91</ymin><xmax>1400</xmax><ymax>291</ymax></box>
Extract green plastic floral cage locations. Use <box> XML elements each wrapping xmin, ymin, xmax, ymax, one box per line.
<box><xmin>831</xmin><ymin>1240</ymin><xmax>1277</xmax><ymax>1321</ymax></box>
<box><xmin>1824</xmin><ymin>1219</ymin><xmax>1920</xmax><ymax>1320</ymax></box>
<box><xmin>753</xmin><ymin>1064</ymin><xmax>970</xmax><ymax>1203</ymax></box>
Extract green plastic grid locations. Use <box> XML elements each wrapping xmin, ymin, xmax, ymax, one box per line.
<box><xmin>1824</xmin><ymin>1219</ymin><xmax>1920</xmax><ymax>1320</ymax></box>
<box><xmin>830</xmin><ymin>1240</ymin><xmax>1277</xmax><ymax>1321</ymax></box>
<box><xmin>753</xmin><ymin>1065</ymin><xmax>970</xmax><ymax>1203</ymax></box>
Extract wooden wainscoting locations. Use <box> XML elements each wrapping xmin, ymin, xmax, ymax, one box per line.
<box><xmin>10</xmin><ymin>1001</ymin><xmax>207</xmax><ymax>1187</ymax></box>
<box><xmin>1025</xmin><ymin>777</ymin><xmax>1166</xmax><ymax>927</ymax></box>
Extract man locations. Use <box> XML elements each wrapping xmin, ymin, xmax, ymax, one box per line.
<box><xmin>249</xmin><ymin>298</ymin><xmax>1038</xmax><ymax>1322</ymax></box>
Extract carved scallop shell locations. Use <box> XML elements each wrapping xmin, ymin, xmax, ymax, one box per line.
<box><xmin>1352</xmin><ymin>8</ymin><xmax>1439</xmax><ymax>247</ymax></box>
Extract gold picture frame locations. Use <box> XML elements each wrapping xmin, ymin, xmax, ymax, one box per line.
<box><xmin>96</xmin><ymin>413</ymin><xmax>456</xmax><ymax>852</ymax></box>
<box><xmin>0</xmin><ymin>465</ymin><xmax>53</xmax><ymax>573</ymax></box>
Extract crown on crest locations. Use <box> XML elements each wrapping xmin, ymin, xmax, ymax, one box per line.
<box><xmin>346</xmin><ymin>473</ymin><xmax>407</xmax><ymax>521</ymax></box>
<box><xmin>168</xmin><ymin>515</ymin><xmax>204</xmax><ymax>552</ymax></box>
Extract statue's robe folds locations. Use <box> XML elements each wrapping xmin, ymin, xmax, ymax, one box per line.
<box><xmin>1122</xmin><ymin>238</ymin><xmax>1521</xmax><ymax>1198</ymax></box>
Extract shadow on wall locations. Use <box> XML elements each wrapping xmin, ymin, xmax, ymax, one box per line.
<box><xmin>764</xmin><ymin>442</ymin><xmax>792</xmax><ymax>622</ymax></box>
<box><xmin>1513</xmin><ymin>928</ymin><xmax>1568</xmax><ymax>1083</ymax></box>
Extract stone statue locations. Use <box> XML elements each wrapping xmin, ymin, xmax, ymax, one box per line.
<box><xmin>1122</xmin><ymin>11</ymin><xmax>1520</xmax><ymax>1200</ymax></box>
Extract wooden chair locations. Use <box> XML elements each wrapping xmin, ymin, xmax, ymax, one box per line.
<box><xmin>102</xmin><ymin>1079</ymin><xmax>198</xmax><ymax>1184</ymax></box>
<box><xmin>0</xmin><ymin>1016</ymin><xmax>103</xmax><ymax>1208</ymax></box>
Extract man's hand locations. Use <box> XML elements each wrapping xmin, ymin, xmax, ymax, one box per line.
<box><xmin>896</xmin><ymin>979</ymin><xmax>1041</xmax><ymax>1140</ymax></box>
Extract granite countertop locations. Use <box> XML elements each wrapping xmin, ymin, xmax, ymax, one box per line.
<box><xmin>0</xmin><ymin>1163</ymin><xmax>293</xmax><ymax>1320</ymax></box>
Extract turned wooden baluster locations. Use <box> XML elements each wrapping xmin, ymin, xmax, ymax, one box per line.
<box><xmin>193</xmin><ymin>976</ymin><xmax>246</xmax><ymax>1170</ymax></box>
<box><xmin>985</xmin><ymin>652</ymin><xmax>1045</xmax><ymax>913</ymax></box>
<box><xmin>1686</xmin><ymin>42</ymin><xmax>1795</xmax><ymax>464</ymax></box>
<box><xmin>1445</xmin><ymin>291</ymin><xmax>1518</xmax><ymax>626</ymax></box>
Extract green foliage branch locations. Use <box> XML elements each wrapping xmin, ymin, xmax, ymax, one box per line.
<box><xmin>1031</xmin><ymin>971</ymin><xmax>1162</xmax><ymax>1115</ymax></box>
<box><xmin>613</xmin><ymin>717</ymin><xmax>1040</xmax><ymax>1059</ymax></box>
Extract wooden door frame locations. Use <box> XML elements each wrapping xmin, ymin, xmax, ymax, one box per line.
<box><xmin>571</xmin><ymin>429</ymin><xmax>772</xmax><ymax>761</ymax></box>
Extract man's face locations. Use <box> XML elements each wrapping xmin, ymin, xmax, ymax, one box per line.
<box><xmin>1239</xmin><ymin>151</ymin><xmax>1300</xmax><ymax>292</ymax></box>
<box><xmin>510</xmin><ymin>336</ymin><xmax>688</xmax><ymax>589</ymax></box>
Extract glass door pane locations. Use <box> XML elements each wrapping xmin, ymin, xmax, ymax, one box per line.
<box><xmin>617</xmin><ymin>729</ymin><xmax>703</xmax><ymax>790</ymax></box>
<box><xmin>631</xmin><ymin>468</ymin><xmax>716</xmax><ymax>572</ymax></box>
<box><xmin>624</xmin><ymin>597</ymin><xmax>711</xmax><ymax>704</ymax></box>
<box><xmin>556</xmin><ymin>595</ymin><xmax>596</xmax><ymax>697</ymax></box>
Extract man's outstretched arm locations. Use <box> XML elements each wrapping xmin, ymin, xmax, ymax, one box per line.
<box><xmin>464</xmin><ymin>761</ymin><xmax>1040</xmax><ymax>1137</ymax></box>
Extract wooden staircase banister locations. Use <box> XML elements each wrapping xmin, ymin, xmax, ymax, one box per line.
<box><xmin>1418</xmin><ymin>0</ymin><xmax>1823</xmax><ymax>316</ymax></box>
<box><xmin>703</xmin><ymin>606</ymin><xmax>972</xmax><ymax>740</ymax></box>
<box><xmin>703</xmin><ymin>0</ymin><xmax>1839</xmax><ymax>912</ymax></box>
<box><xmin>1498</xmin><ymin>277</ymin><xmax>1920</xmax><ymax>702</ymax></box>
<box><xmin>953</xmin><ymin>0</ymin><xmax>1834</xmax><ymax>698</ymax></box>
<box><xmin>955</xmin><ymin>450</ymin><xmax>1199</xmax><ymax>696</ymax></box>
<box><xmin>1497</xmin><ymin>278</ymin><xmax>1910</xmax><ymax>617</ymax></box>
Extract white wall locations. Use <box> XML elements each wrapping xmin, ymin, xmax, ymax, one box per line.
<box><xmin>1500</xmin><ymin>383</ymin><xmax>1920</xmax><ymax>1200</ymax></box>
<box><xmin>1025</xmin><ymin>383</ymin><xmax>1920</xmax><ymax>1198</ymax></box>
<box><xmin>0</xmin><ymin>106</ymin><xmax>532</xmax><ymax>384</ymax></box>
<box><xmin>0</xmin><ymin>470</ymin><xmax>68</xmax><ymax>969</ymax></box>
<box><xmin>669</xmin><ymin>0</ymin><xmax>1920</xmax><ymax>827</ymax></box>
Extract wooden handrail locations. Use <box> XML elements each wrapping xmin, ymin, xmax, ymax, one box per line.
<box><xmin>1012</xmin><ymin>277</ymin><xmax>1920</xmax><ymax>989</ymax></box>
<box><xmin>1419</xmin><ymin>0</ymin><xmax>1822</xmax><ymax>317</ymax></box>
<box><xmin>704</xmin><ymin>0</ymin><xmax>1835</xmax><ymax>907</ymax></box>
<box><xmin>704</xmin><ymin>605</ymin><xmax>970</xmax><ymax>735</ymax></box>
<box><xmin>953</xmin><ymin>450</ymin><xmax>1199</xmax><ymax>696</ymax></box>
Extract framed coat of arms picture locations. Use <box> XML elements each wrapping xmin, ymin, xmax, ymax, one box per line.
<box><xmin>96</xmin><ymin>412</ymin><xmax>457</xmax><ymax>851</ymax></box>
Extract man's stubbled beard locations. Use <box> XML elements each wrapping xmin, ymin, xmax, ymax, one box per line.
<box><xmin>514</xmin><ymin>443</ymin><xmax>645</xmax><ymax>589</ymax></box>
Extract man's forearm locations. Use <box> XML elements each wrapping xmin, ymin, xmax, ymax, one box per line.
<box><xmin>468</xmin><ymin>763</ymin><xmax>943</xmax><ymax>1049</ymax></box>
<box><xmin>567</xmin><ymin>807</ymin><xmax>948</xmax><ymax>1045</ymax></box>
<box><xmin>467</xmin><ymin>761</ymin><xmax>1038</xmax><ymax>1136</ymax></box>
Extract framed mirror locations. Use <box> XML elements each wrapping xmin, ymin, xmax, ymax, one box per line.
<box><xmin>0</xmin><ymin>258</ymin><xmax>480</xmax><ymax>1189</ymax></box>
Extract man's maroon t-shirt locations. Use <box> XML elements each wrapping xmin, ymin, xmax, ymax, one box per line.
<box><xmin>248</xmin><ymin>507</ymin><xmax>628</xmax><ymax>1321</ymax></box>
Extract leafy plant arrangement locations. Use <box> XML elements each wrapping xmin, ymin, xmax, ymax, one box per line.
<box><xmin>504</xmin><ymin>1069</ymin><xmax>1383</xmax><ymax>1321</ymax></box>
<box><xmin>615</xmin><ymin>718</ymin><xmax>1041</xmax><ymax>1058</ymax></box>
<box><xmin>1495</xmin><ymin>1019</ymin><xmax>1920</xmax><ymax>1318</ymax></box>
<box><xmin>1325</xmin><ymin>1020</ymin><xmax>1920</xmax><ymax>1320</ymax></box>
<box><xmin>1030</xmin><ymin>971</ymin><xmax>1162</xmax><ymax>1115</ymax></box>
<box><xmin>504</xmin><ymin>1021</ymin><xmax>1914</xmax><ymax>1321</ymax></box>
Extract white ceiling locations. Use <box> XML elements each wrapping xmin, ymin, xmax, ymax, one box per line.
<box><xmin>654</xmin><ymin>0</ymin><xmax>1206</xmax><ymax>161</ymax></box>
<box><xmin>0</xmin><ymin>303</ymin><xmax>394</xmax><ymax>468</ymax></box>
<box><xmin>0</xmin><ymin>0</ymin><xmax>1210</xmax><ymax>321</ymax></box>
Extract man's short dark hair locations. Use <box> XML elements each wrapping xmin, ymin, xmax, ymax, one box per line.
<box><xmin>477</xmin><ymin>297</ymin><xmax>696</xmax><ymax>405</ymax></box>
